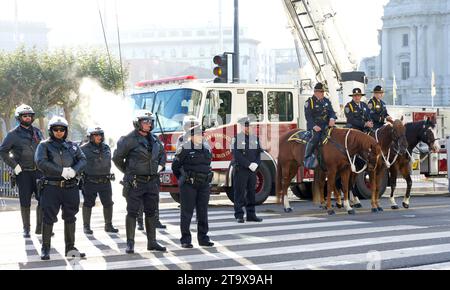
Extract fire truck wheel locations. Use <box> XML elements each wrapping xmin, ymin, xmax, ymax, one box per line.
<box><xmin>226</xmin><ymin>162</ymin><xmax>273</xmax><ymax>205</ymax></box>
<box><xmin>170</xmin><ymin>192</ymin><xmax>181</xmax><ymax>203</ymax></box>
<box><xmin>290</xmin><ymin>183</ymin><xmax>313</xmax><ymax>200</ymax></box>
<box><xmin>353</xmin><ymin>169</ymin><xmax>388</xmax><ymax>200</ymax></box>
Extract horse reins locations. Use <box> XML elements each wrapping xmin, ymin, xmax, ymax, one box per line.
<box><xmin>344</xmin><ymin>130</ymin><xmax>368</xmax><ymax>174</ymax></box>
<box><xmin>375</xmin><ymin>127</ymin><xmax>399</xmax><ymax>169</ymax></box>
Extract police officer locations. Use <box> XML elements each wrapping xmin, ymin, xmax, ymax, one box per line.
<box><xmin>172</xmin><ymin>123</ymin><xmax>214</xmax><ymax>248</ymax></box>
<box><xmin>176</xmin><ymin>115</ymin><xmax>201</xmax><ymax>148</ymax></box>
<box><xmin>344</xmin><ymin>88</ymin><xmax>373</xmax><ymax>132</ymax></box>
<box><xmin>80</xmin><ymin>127</ymin><xmax>118</xmax><ymax>235</ymax></box>
<box><xmin>35</xmin><ymin>116</ymin><xmax>87</xmax><ymax>260</ymax></box>
<box><xmin>0</xmin><ymin>104</ymin><xmax>44</xmax><ymax>238</ymax></box>
<box><xmin>368</xmin><ymin>85</ymin><xmax>394</xmax><ymax>130</ymax></box>
<box><xmin>231</xmin><ymin>116</ymin><xmax>263</xmax><ymax>224</ymax></box>
<box><xmin>113</xmin><ymin>110</ymin><xmax>166</xmax><ymax>254</ymax></box>
<box><xmin>304</xmin><ymin>83</ymin><xmax>337</xmax><ymax>169</ymax></box>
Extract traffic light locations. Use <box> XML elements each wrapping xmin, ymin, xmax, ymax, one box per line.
<box><xmin>213</xmin><ymin>53</ymin><xmax>228</xmax><ymax>83</ymax></box>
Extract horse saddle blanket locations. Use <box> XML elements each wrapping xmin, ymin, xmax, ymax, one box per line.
<box><xmin>288</xmin><ymin>130</ymin><xmax>312</xmax><ymax>144</ymax></box>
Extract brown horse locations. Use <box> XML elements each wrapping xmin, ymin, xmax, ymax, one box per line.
<box><xmin>320</xmin><ymin>128</ymin><xmax>382</xmax><ymax>215</ymax></box>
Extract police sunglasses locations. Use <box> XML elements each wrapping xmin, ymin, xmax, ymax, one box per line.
<box><xmin>21</xmin><ymin>114</ymin><xmax>34</xmax><ymax>118</ymax></box>
<box><xmin>141</xmin><ymin>119</ymin><xmax>153</xmax><ymax>124</ymax></box>
<box><xmin>52</xmin><ymin>127</ymin><xmax>66</xmax><ymax>132</ymax></box>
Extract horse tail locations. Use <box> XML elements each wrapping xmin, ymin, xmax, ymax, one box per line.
<box><xmin>275</xmin><ymin>160</ymin><xmax>284</xmax><ymax>204</ymax></box>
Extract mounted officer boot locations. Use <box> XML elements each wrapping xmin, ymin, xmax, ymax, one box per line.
<box><xmin>35</xmin><ymin>205</ymin><xmax>42</xmax><ymax>235</ymax></box>
<box><xmin>40</xmin><ymin>223</ymin><xmax>53</xmax><ymax>260</ymax></box>
<box><xmin>125</xmin><ymin>215</ymin><xmax>136</xmax><ymax>254</ymax></box>
<box><xmin>303</xmin><ymin>141</ymin><xmax>318</xmax><ymax>169</ymax></box>
<box><xmin>64</xmin><ymin>222</ymin><xmax>86</xmax><ymax>258</ymax></box>
<box><xmin>145</xmin><ymin>216</ymin><xmax>166</xmax><ymax>252</ymax></box>
<box><xmin>103</xmin><ymin>207</ymin><xmax>119</xmax><ymax>233</ymax></box>
<box><xmin>82</xmin><ymin>207</ymin><xmax>93</xmax><ymax>235</ymax></box>
<box><xmin>20</xmin><ymin>207</ymin><xmax>31</xmax><ymax>238</ymax></box>
<box><xmin>137</xmin><ymin>207</ymin><xmax>144</xmax><ymax>231</ymax></box>
<box><xmin>155</xmin><ymin>209</ymin><xmax>167</xmax><ymax>229</ymax></box>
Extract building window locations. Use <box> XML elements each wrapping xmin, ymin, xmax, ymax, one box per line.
<box><xmin>197</xmin><ymin>30</ymin><xmax>206</xmax><ymax>36</ymax></box>
<box><xmin>171</xmin><ymin>49</ymin><xmax>177</xmax><ymax>58</ymax></box>
<box><xmin>247</xmin><ymin>91</ymin><xmax>264</xmax><ymax>122</ymax></box>
<box><xmin>268</xmin><ymin>91</ymin><xmax>294</xmax><ymax>122</ymax></box>
<box><xmin>402</xmin><ymin>34</ymin><xmax>409</xmax><ymax>47</ymax></box>
<box><xmin>401</xmin><ymin>62</ymin><xmax>410</xmax><ymax>80</ymax></box>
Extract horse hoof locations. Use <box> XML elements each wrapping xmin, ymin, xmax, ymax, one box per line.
<box><xmin>377</xmin><ymin>207</ymin><xmax>384</xmax><ymax>212</ymax></box>
<box><xmin>371</xmin><ymin>208</ymin><xmax>379</xmax><ymax>213</ymax></box>
<box><xmin>391</xmin><ymin>205</ymin><xmax>399</xmax><ymax>210</ymax></box>
<box><xmin>335</xmin><ymin>203</ymin><xmax>343</xmax><ymax>209</ymax></box>
<box><xmin>284</xmin><ymin>208</ymin><xmax>293</xmax><ymax>213</ymax></box>
<box><xmin>327</xmin><ymin>210</ymin><xmax>335</xmax><ymax>216</ymax></box>
<box><xmin>348</xmin><ymin>209</ymin><xmax>356</xmax><ymax>215</ymax></box>
<box><xmin>353</xmin><ymin>203</ymin><xmax>363</xmax><ymax>209</ymax></box>
<box><xmin>402</xmin><ymin>202</ymin><xmax>410</xmax><ymax>209</ymax></box>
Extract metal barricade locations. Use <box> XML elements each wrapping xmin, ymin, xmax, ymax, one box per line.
<box><xmin>0</xmin><ymin>160</ymin><xmax>18</xmax><ymax>198</ymax></box>
<box><xmin>447</xmin><ymin>136</ymin><xmax>450</xmax><ymax>193</ymax></box>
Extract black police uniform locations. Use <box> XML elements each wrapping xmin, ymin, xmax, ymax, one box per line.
<box><xmin>35</xmin><ymin>137</ymin><xmax>87</xmax><ymax>258</ymax></box>
<box><xmin>0</xmin><ymin>125</ymin><xmax>44</xmax><ymax>236</ymax></box>
<box><xmin>172</xmin><ymin>137</ymin><xmax>214</xmax><ymax>248</ymax></box>
<box><xmin>80</xmin><ymin>141</ymin><xmax>117</xmax><ymax>234</ymax></box>
<box><xmin>304</xmin><ymin>95</ymin><xmax>337</xmax><ymax>167</ymax></box>
<box><xmin>344</xmin><ymin>100</ymin><xmax>372</xmax><ymax>132</ymax></box>
<box><xmin>231</xmin><ymin>129</ymin><xmax>263</xmax><ymax>222</ymax></box>
<box><xmin>112</xmin><ymin>130</ymin><xmax>166</xmax><ymax>253</ymax></box>
<box><xmin>368</xmin><ymin>97</ymin><xmax>390</xmax><ymax>130</ymax></box>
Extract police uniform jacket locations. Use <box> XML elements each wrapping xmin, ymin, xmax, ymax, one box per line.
<box><xmin>344</xmin><ymin>100</ymin><xmax>371</xmax><ymax>131</ymax></box>
<box><xmin>80</xmin><ymin>142</ymin><xmax>112</xmax><ymax>176</ymax></box>
<box><xmin>231</xmin><ymin>133</ymin><xmax>262</xmax><ymax>169</ymax></box>
<box><xmin>368</xmin><ymin>97</ymin><xmax>390</xmax><ymax>125</ymax></box>
<box><xmin>0</xmin><ymin>125</ymin><xmax>44</xmax><ymax>170</ymax></box>
<box><xmin>112</xmin><ymin>130</ymin><xmax>166</xmax><ymax>176</ymax></box>
<box><xmin>305</xmin><ymin>95</ymin><xmax>337</xmax><ymax>131</ymax></box>
<box><xmin>172</xmin><ymin>140</ymin><xmax>212</xmax><ymax>179</ymax></box>
<box><xmin>35</xmin><ymin>138</ymin><xmax>87</xmax><ymax>179</ymax></box>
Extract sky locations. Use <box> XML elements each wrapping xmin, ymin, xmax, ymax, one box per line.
<box><xmin>0</xmin><ymin>0</ymin><xmax>389</xmax><ymax>60</ymax></box>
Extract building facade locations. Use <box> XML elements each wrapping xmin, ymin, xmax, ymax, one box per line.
<box><xmin>0</xmin><ymin>21</ymin><xmax>49</xmax><ymax>52</ymax></box>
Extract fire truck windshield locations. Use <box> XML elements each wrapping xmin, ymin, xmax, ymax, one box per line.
<box><xmin>131</xmin><ymin>89</ymin><xmax>203</xmax><ymax>133</ymax></box>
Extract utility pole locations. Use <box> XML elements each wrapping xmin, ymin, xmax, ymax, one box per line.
<box><xmin>218</xmin><ymin>0</ymin><xmax>223</xmax><ymax>52</ymax></box>
<box><xmin>233</xmin><ymin>0</ymin><xmax>240</xmax><ymax>83</ymax></box>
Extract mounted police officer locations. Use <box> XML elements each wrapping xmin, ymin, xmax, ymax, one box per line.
<box><xmin>304</xmin><ymin>83</ymin><xmax>337</xmax><ymax>169</ymax></box>
<box><xmin>344</xmin><ymin>88</ymin><xmax>373</xmax><ymax>132</ymax></box>
<box><xmin>113</xmin><ymin>110</ymin><xmax>166</xmax><ymax>254</ymax></box>
<box><xmin>172</xmin><ymin>123</ymin><xmax>214</xmax><ymax>248</ymax></box>
<box><xmin>80</xmin><ymin>127</ymin><xmax>118</xmax><ymax>235</ymax></box>
<box><xmin>368</xmin><ymin>86</ymin><xmax>394</xmax><ymax>130</ymax></box>
<box><xmin>0</xmin><ymin>104</ymin><xmax>44</xmax><ymax>238</ymax></box>
<box><xmin>35</xmin><ymin>116</ymin><xmax>87</xmax><ymax>260</ymax></box>
<box><xmin>231</xmin><ymin>116</ymin><xmax>263</xmax><ymax>224</ymax></box>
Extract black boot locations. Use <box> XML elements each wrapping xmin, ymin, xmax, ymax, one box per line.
<box><xmin>155</xmin><ymin>209</ymin><xmax>167</xmax><ymax>229</ymax></box>
<box><xmin>125</xmin><ymin>215</ymin><xmax>136</xmax><ymax>254</ymax></box>
<box><xmin>40</xmin><ymin>223</ymin><xmax>53</xmax><ymax>260</ymax></box>
<box><xmin>35</xmin><ymin>205</ymin><xmax>42</xmax><ymax>235</ymax></box>
<box><xmin>145</xmin><ymin>216</ymin><xmax>166</xmax><ymax>252</ymax></box>
<box><xmin>82</xmin><ymin>207</ymin><xmax>93</xmax><ymax>235</ymax></box>
<box><xmin>103</xmin><ymin>207</ymin><xmax>119</xmax><ymax>233</ymax></box>
<box><xmin>20</xmin><ymin>207</ymin><xmax>31</xmax><ymax>238</ymax></box>
<box><xmin>303</xmin><ymin>142</ymin><xmax>318</xmax><ymax>169</ymax></box>
<box><xmin>64</xmin><ymin>222</ymin><xmax>86</xmax><ymax>258</ymax></box>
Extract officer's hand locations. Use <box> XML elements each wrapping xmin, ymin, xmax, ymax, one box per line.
<box><xmin>365</xmin><ymin>121</ymin><xmax>374</xmax><ymax>128</ymax></box>
<box><xmin>313</xmin><ymin>126</ymin><xmax>322</xmax><ymax>132</ymax></box>
<box><xmin>158</xmin><ymin>165</ymin><xmax>164</xmax><ymax>173</ymax></box>
<box><xmin>66</xmin><ymin>168</ymin><xmax>76</xmax><ymax>179</ymax></box>
<box><xmin>61</xmin><ymin>168</ymin><xmax>71</xmax><ymax>180</ymax></box>
<box><xmin>328</xmin><ymin>119</ymin><xmax>336</xmax><ymax>127</ymax></box>
<box><xmin>249</xmin><ymin>163</ymin><xmax>258</xmax><ymax>172</ymax></box>
<box><xmin>14</xmin><ymin>164</ymin><xmax>22</xmax><ymax>175</ymax></box>
<box><xmin>387</xmin><ymin>116</ymin><xmax>394</xmax><ymax>123</ymax></box>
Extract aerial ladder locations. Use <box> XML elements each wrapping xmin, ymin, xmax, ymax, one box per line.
<box><xmin>282</xmin><ymin>0</ymin><xmax>366</xmax><ymax>118</ymax></box>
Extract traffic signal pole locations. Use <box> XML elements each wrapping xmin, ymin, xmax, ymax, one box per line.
<box><xmin>233</xmin><ymin>0</ymin><xmax>240</xmax><ymax>83</ymax></box>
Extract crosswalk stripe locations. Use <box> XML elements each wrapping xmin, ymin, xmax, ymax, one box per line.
<box><xmin>400</xmin><ymin>261</ymin><xmax>450</xmax><ymax>270</ymax></box>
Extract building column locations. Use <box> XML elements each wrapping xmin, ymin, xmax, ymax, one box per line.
<box><xmin>410</xmin><ymin>25</ymin><xmax>417</xmax><ymax>78</ymax></box>
<box><xmin>417</xmin><ymin>25</ymin><xmax>426</xmax><ymax>78</ymax></box>
<box><xmin>381</xmin><ymin>28</ymin><xmax>390</xmax><ymax>81</ymax></box>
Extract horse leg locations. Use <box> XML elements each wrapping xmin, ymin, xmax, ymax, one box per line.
<box><xmin>282</xmin><ymin>163</ymin><xmax>294</xmax><ymax>213</ymax></box>
<box><xmin>349</xmin><ymin>173</ymin><xmax>363</xmax><ymax>208</ymax></box>
<box><xmin>374</xmin><ymin>169</ymin><xmax>384</xmax><ymax>212</ymax></box>
<box><xmin>341</xmin><ymin>169</ymin><xmax>355</xmax><ymax>215</ymax></box>
<box><xmin>401</xmin><ymin>169</ymin><xmax>413</xmax><ymax>209</ymax></box>
<box><xmin>315</xmin><ymin>169</ymin><xmax>327</xmax><ymax>210</ymax></box>
<box><xmin>334</xmin><ymin>177</ymin><xmax>343</xmax><ymax>209</ymax></box>
<box><xmin>389</xmin><ymin>166</ymin><xmax>400</xmax><ymax>210</ymax></box>
<box><xmin>326</xmin><ymin>169</ymin><xmax>336</xmax><ymax>216</ymax></box>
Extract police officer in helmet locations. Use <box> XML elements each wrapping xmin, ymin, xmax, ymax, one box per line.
<box><xmin>35</xmin><ymin>116</ymin><xmax>87</xmax><ymax>260</ymax></box>
<box><xmin>80</xmin><ymin>127</ymin><xmax>118</xmax><ymax>235</ymax></box>
<box><xmin>113</xmin><ymin>110</ymin><xmax>166</xmax><ymax>254</ymax></box>
<box><xmin>344</xmin><ymin>88</ymin><xmax>373</xmax><ymax>132</ymax></box>
<box><xmin>368</xmin><ymin>86</ymin><xmax>394</xmax><ymax>130</ymax></box>
<box><xmin>231</xmin><ymin>116</ymin><xmax>263</xmax><ymax>224</ymax></box>
<box><xmin>0</xmin><ymin>104</ymin><xmax>44</xmax><ymax>238</ymax></box>
<box><xmin>172</xmin><ymin>123</ymin><xmax>214</xmax><ymax>248</ymax></box>
<box><xmin>304</xmin><ymin>83</ymin><xmax>337</xmax><ymax>169</ymax></box>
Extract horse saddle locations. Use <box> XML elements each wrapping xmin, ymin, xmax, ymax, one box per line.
<box><xmin>288</xmin><ymin>130</ymin><xmax>312</xmax><ymax>144</ymax></box>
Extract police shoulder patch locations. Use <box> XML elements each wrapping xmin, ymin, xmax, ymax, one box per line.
<box><xmin>368</xmin><ymin>103</ymin><xmax>373</xmax><ymax>109</ymax></box>
<box><xmin>345</xmin><ymin>107</ymin><xmax>350</xmax><ymax>114</ymax></box>
<box><xmin>304</xmin><ymin>101</ymin><xmax>309</xmax><ymax>108</ymax></box>
<box><xmin>175</xmin><ymin>146</ymin><xmax>183</xmax><ymax>156</ymax></box>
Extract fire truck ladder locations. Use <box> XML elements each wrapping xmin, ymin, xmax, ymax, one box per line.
<box><xmin>283</xmin><ymin>0</ymin><xmax>341</xmax><ymax>85</ymax></box>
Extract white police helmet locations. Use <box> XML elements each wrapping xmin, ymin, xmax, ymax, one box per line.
<box><xmin>133</xmin><ymin>110</ymin><xmax>155</xmax><ymax>130</ymax></box>
<box><xmin>14</xmin><ymin>104</ymin><xmax>35</xmax><ymax>119</ymax></box>
<box><xmin>48</xmin><ymin>116</ymin><xmax>69</xmax><ymax>139</ymax></box>
<box><xmin>182</xmin><ymin>115</ymin><xmax>200</xmax><ymax>132</ymax></box>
